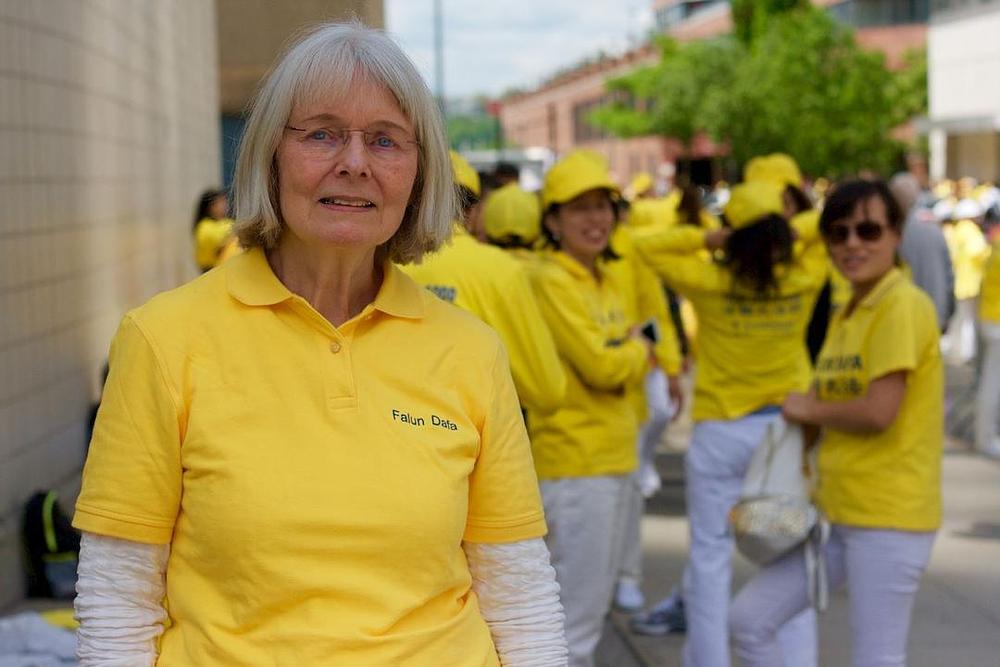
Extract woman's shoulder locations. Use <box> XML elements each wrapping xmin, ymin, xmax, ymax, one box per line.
<box><xmin>126</xmin><ymin>268</ymin><xmax>230</xmax><ymax>340</ymax></box>
<box><xmin>409</xmin><ymin>274</ymin><xmax>506</xmax><ymax>354</ymax></box>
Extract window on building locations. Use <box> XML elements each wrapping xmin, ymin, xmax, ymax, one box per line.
<box><xmin>828</xmin><ymin>0</ymin><xmax>929</xmax><ymax>26</ymax></box>
<box><xmin>655</xmin><ymin>0</ymin><xmax>722</xmax><ymax>31</ymax></box>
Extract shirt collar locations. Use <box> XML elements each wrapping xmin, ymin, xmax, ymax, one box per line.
<box><xmin>227</xmin><ymin>246</ymin><xmax>424</xmax><ymax>319</ymax></box>
<box><xmin>858</xmin><ymin>267</ymin><xmax>903</xmax><ymax>309</ymax></box>
<box><xmin>550</xmin><ymin>249</ymin><xmax>604</xmax><ymax>282</ymax></box>
<box><xmin>226</xmin><ymin>247</ymin><xmax>294</xmax><ymax>306</ymax></box>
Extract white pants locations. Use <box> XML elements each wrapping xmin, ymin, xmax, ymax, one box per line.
<box><xmin>681</xmin><ymin>416</ymin><xmax>817</xmax><ymax>667</ymax></box>
<box><xmin>975</xmin><ymin>322</ymin><xmax>1000</xmax><ymax>453</ymax></box>
<box><xmin>618</xmin><ymin>369</ymin><xmax>673</xmax><ymax>582</ymax></box>
<box><xmin>730</xmin><ymin>525</ymin><xmax>936</xmax><ymax>667</ymax></box>
<box><xmin>542</xmin><ymin>474</ymin><xmax>630</xmax><ymax>667</ymax></box>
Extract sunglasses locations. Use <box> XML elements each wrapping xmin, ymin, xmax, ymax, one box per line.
<box><xmin>824</xmin><ymin>220</ymin><xmax>886</xmax><ymax>245</ymax></box>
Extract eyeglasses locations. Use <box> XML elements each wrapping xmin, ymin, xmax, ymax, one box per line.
<box><xmin>283</xmin><ymin>125</ymin><xmax>420</xmax><ymax>163</ymax></box>
<box><xmin>824</xmin><ymin>220</ymin><xmax>886</xmax><ymax>245</ymax></box>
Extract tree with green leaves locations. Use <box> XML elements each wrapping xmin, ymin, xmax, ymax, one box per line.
<box><xmin>590</xmin><ymin>6</ymin><xmax>926</xmax><ymax>178</ymax></box>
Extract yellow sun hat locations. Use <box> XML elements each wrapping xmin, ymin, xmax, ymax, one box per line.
<box><xmin>483</xmin><ymin>183</ymin><xmax>542</xmax><ymax>244</ymax></box>
<box><xmin>450</xmin><ymin>150</ymin><xmax>481</xmax><ymax>197</ymax></box>
<box><xmin>541</xmin><ymin>151</ymin><xmax>620</xmax><ymax>211</ymax></box>
<box><xmin>724</xmin><ymin>181</ymin><xmax>785</xmax><ymax>229</ymax></box>
<box><xmin>744</xmin><ymin>153</ymin><xmax>804</xmax><ymax>189</ymax></box>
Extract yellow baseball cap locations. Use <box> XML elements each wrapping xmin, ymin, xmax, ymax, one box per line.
<box><xmin>724</xmin><ymin>181</ymin><xmax>785</xmax><ymax>229</ymax></box>
<box><xmin>542</xmin><ymin>151</ymin><xmax>619</xmax><ymax>211</ymax></box>
<box><xmin>450</xmin><ymin>150</ymin><xmax>481</xmax><ymax>197</ymax></box>
<box><xmin>744</xmin><ymin>153</ymin><xmax>803</xmax><ymax>189</ymax></box>
<box><xmin>482</xmin><ymin>183</ymin><xmax>542</xmax><ymax>243</ymax></box>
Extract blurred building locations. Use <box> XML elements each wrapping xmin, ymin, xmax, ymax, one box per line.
<box><xmin>925</xmin><ymin>0</ymin><xmax>1000</xmax><ymax>181</ymax></box>
<box><xmin>0</xmin><ymin>0</ymin><xmax>382</xmax><ymax>610</ymax></box>
<box><xmin>500</xmin><ymin>0</ymin><xmax>928</xmax><ymax>188</ymax></box>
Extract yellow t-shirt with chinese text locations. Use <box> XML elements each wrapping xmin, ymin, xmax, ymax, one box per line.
<box><xmin>527</xmin><ymin>251</ymin><xmax>649</xmax><ymax>479</ymax></box>
<box><xmin>74</xmin><ymin>248</ymin><xmax>546</xmax><ymax>666</ymax></box>
<box><xmin>815</xmin><ymin>268</ymin><xmax>943</xmax><ymax>531</ymax></box>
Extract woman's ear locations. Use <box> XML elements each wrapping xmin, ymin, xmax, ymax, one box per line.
<box><xmin>543</xmin><ymin>212</ymin><xmax>561</xmax><ymax>243</ymax></box>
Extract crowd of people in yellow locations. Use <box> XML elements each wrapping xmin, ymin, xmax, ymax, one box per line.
<box><xmin>71</xmin><ymin>20</ymin><xmax>999</xmax><ymax>667</ymax></box>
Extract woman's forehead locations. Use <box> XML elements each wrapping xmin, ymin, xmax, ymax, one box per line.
<box><xmin>291</xmin><ymin>76</ymin><xmax>411</xmax><ymax>129</ymax></box>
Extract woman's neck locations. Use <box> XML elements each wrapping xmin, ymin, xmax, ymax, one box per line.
<box><xmin>845</xmin><ymin>268</ymin><xmax>891</xmax><ymax>317</ymax></box>
<box><xmin>267</xmin><ymin>236</ymin><xmax>382</xmax><ymax>327</ymax></box>
<box><xmin>562</xmin><ymin>249</ymin><xmax>600</xmax><ymax>279</ymax></box>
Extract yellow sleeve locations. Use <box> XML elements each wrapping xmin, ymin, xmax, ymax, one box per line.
<box><xmin>865</xmin><ymin>293</ymin><xmax>922</xmax><ymax>381</ymax></box>
<box><xmin>487</xmin><ymin>265</ymin><xmax>567</xmax><ymax>414</ymax></box>
<box><xmin>633</xmin><ymin>225</ymin><xmax>707</xmax><ymax>255</ymax></box>
<box><xmin>632</xmin><ymin>257</ymin><xmax>682</xmax><ymax>374</ymax></box>
<box><xmin>73</xmin><ymin>315</ymin><xmax>184</xmax><ymax>544</ymax></box>
<box><xmin>533</xmin><ymin>268</ymin><xmax>649</xmax><ymax>391</ymax></box>
<box><xmin>790</xmin><ymin>209</ymin><xmax>821</xmax><ymax>245</ymax></box>
<box><xmin>465</xmin><ymin>342</ymin><xmax>547</xmax><ymax>543</ymax></box>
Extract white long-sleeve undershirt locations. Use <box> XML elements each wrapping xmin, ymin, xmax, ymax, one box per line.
<box><xmin>75</xmin><ymin>532</ymin><xmax>567</xmax><ymax>666</ymax></box>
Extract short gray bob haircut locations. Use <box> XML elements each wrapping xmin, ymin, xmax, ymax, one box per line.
<box><xmin>231</xmin><ymin>21</ymin><xmax>456</xmax><ymax>264</ymax></box>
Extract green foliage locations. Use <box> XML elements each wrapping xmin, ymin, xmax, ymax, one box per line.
<box><xmin>887</xmin><ymin>47</ymin><xmax>928</xmax><ymax>127</ymax></box>
<box><xmin>591</xmin><ymin>6</ymin><xmax>913</xmax><ymax>178</ymax></box>
<box><xmin>589</xmin><ymin>36</ymin><xmax>741</xmax><ymax>143</ymax></box>
<box><xmin>731</xmin><ymin>0</ymin><xmax>809</xmax><ymax>46</ymax></box>
<box><xmin>447</xmin><ymin>114</ymin><xmax>501</xmax><ymax>150</ymax></box>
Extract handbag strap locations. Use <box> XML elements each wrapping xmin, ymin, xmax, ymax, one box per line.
<box><xmin>804</xmin><ymin>518</ymin><xmax>831</xmax><ymax>612</ymax></box>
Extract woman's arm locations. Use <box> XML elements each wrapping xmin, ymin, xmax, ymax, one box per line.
<box><xmin>75</xmin><ymin>532</ymin><xmax>169</xmax><ymax>666</ymax></box>
<box><xmin>783</xmin><ymin>371</ymin><xmax>907</xmax><ymax>434</ymax></box>
<box><xmin>464</xmin><ymin>538</ymin><xmax>568</xmax><ymax>667</ymax></box>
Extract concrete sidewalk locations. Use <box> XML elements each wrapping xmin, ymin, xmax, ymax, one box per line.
<box><xmin>595</xmin><ymin>446</ymin><xmax>1000</xmax><ymax>666</ymax></box>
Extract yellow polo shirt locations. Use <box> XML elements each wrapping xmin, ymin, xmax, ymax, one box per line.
<box><xmin>74</xmin><ymin>247</ymin><xmax>546</xmax><ymax>666</ymax></box>
<box><xmin>944</xmin><ymin>218</ymin><xmax>990</xmax><ymax>300</ymax></box>
<box><xmin>633</xmin><ymin>223</ymin><xmax>828</xmax><ymax>421</ymax></box>
<box><xmin>527</xmin><ymin>251</ymin><xmax>649</xmax><ymax>480</ymax></box>
<box><xmin>980</xmin><ymin>238</ymin><xmax>1000</xmax><ymax>324</ymax></box>
<box><xmin>815</xmin><ymin>269</ymin><xmax>943</xmax><ymax>531</ymax></box>
<box><xmin>400</xmin><ymin>225</ymin><xmax>566</xmax><ymax>414</ymax></box>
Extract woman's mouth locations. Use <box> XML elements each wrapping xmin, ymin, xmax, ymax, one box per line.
<box><xmin>319</xmin><ymin>197</ymin><xmax>375</xmax><ymax>209</ymax></box>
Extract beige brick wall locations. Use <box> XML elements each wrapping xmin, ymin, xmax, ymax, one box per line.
<box><xmin>0</xmin><ymin>0</ymin><xmax>219</xmax><ymax>609</ymax></box>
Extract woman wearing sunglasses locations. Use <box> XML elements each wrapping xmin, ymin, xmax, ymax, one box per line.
<box><xmin>730</xmin><ymin>179</ymin><xmax>943</xmax><ymax>666</ymax></box>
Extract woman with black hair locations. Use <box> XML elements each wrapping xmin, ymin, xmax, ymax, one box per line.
<box><xmin>192</xmin><ymin>188</ymin><xmax>234</xmax><ymax>272</ymax></box>
<box><xmin>631</xmin><ymin>182</ymin><xmax>828</xmax><ymax>666</ymax></box>
<box><xmin>730</xmin><ymin>179</ymin><xmax>942</xmax><ymax>666</ymax></box>
<box><xmin>529</xmin><ymin>151</ymin><xmax>678</xmax><ymax>667</ymax></box>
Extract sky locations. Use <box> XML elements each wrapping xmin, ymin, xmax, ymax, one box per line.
<box><xmin>384</xmin><ymin>0</ymin><xmax>654</xmax><ymax>100</ymax></box>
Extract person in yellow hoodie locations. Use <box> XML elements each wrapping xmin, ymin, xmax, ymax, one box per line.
<box><xmin>630</xmin><ymin>181</ymin><xmax>828</xmax><ymax>667</ymax></box>
<box><xmin>402</xmin><ymin>151</ymin><xmax>565</xmax><ymax>415</ymax></box>
<box><xmin>481</xmin><ymin>180</ymin><xmax>542</xmax><ymax>257</ymax></box>
<box><xmin>976</xmin><ymin>236</ymin><xmax>1000</xmax><ymax>457</ymax></box>
<box><xmin>731</xmin><ymin>179</ymin><xmax>942</xmax><ymax>667</ymax></box>
<box><xmin>528</xmin><ymin>152</ymin><xmax>666</xmax><ymax>667</ymax></box>
<box><xmin>192</xmin><ymin>189</ymin><xmax>235</xmax><ymax>272</ymax></box>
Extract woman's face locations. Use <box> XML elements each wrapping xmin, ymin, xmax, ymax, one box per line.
<box><xmin>547</xmin><ymin>189</ymin><xmax>615</xmax><ymax>267</ymax></box>
<box><xmin>826</xmin><ymin>195</ymin><xmax>900</xmax><ymax>291</ymax></box>
<box><xmin>275</xmin><ymin>77</ymin><xmax>419</xmax><ymax>253</ymax></box>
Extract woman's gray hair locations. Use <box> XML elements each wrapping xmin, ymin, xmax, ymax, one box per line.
<box><xmin>231</xmin><ymin>21</ymin><xmax>456</xmax><ymax>263</ymax></box>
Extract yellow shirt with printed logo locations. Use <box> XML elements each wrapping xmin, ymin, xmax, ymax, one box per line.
<box><xmin>979</xmin><ymin>238</ymin><xmax>1000</xmax><ymax>324</ymax></box>
<box><xmin>401</xmin><ymin>225</ymin><xmax>566</xmax><ymax>414</ymax></box>
<box><xmin>74</xmin><ymin>248</ymin><xmax>545</xmax><ymax>666</ymax></box>
<box><xmin>814</xmin><ymin>268</ymin><xmax>943</xmax><ymax>531</ymax></box>
<box><xmin>527</xmin><ymin>251</ymin><xmax>650</xmax><ymax>479</ymax></box>
<box><xmin>633</xmin><ymin>221</ymin><xmax>829</xmax><ymax>421</ymax></box>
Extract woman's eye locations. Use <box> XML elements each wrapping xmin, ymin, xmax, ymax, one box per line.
<box><xmin>372</xmin><ymin>135</ymin><xmax>397</xmax><ymax>149</ymax></box>
<box><xmin>307</xmin><ymin>130</ymin><xmax>330</xmax><ymax>141</ymax></box>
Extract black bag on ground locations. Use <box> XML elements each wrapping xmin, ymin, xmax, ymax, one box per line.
<box><xmin>22</xmin><ymin>490</ymin><xmax>81</xmax><ymax>599</ymax></box>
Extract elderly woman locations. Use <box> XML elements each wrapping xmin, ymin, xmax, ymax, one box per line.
<box><xmin>72</xmin><ymin>23</ymin><xmax>566</xmax><ymax>666</ymax></box>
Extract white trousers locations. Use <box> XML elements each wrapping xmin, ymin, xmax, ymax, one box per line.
<box><xmin>730</xmin><ymin>525</ymin><xmax>936</xmax><ymax>667</ymax></box>
<box><xmin>975</xmin><ymin>322</ymin><xmax>1000</xmax><ymax>453</ymax></box>
<box><xmin>681</xmin><ymin>416</ymin><xmax>817</xmax><ymax>667</ymax></box>
<box><xmin>541</xmin><ymin>474</ymin><xmax>630</xmax><ymax>667</ymax></box>
<box><xmin>618</xmin><ymin>369</ymin><xmax>673</xmax><ymax>582</ymax></box>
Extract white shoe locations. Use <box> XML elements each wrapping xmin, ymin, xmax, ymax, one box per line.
<box><xmin>614</xmin><ymin>578</ymin><xmax>645</xmax><ymax>612</ymax></box>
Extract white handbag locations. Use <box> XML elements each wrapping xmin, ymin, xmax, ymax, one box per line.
<box><xmin>729</xmin><ymin>416</ymin><xmax>829</xmax><ymax>609</ymax></box>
